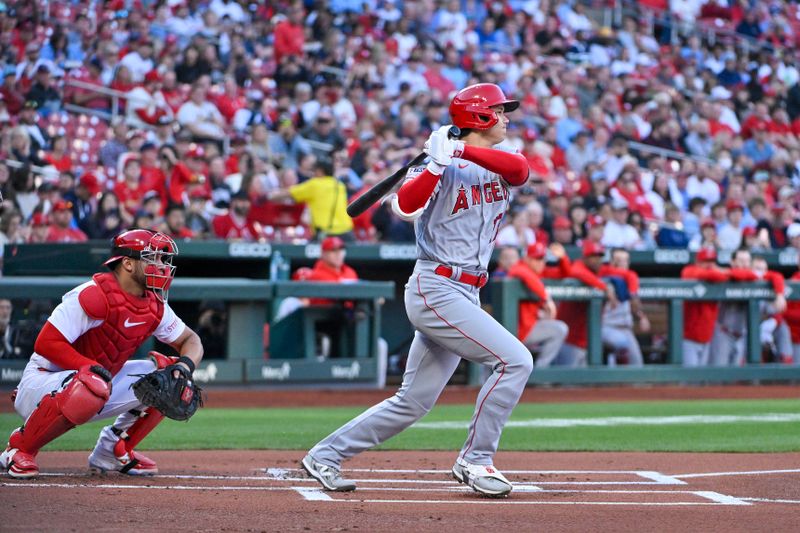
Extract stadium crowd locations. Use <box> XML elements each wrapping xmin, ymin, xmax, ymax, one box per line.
<box><xmin>0</xmin><ymin>0</ymin><xmax>800</xmax><ymax>251</ymax></box>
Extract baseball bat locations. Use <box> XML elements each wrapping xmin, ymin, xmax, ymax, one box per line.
<box><xmin>346</xmin><ymin>125</ymin><xmax>461</xmax><ymax>218</ymax></box>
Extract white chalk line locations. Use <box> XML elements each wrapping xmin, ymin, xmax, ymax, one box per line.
<box><xmin>741</xmin><ymin>497</ymin><xmax>800</xmax><ymax>504</ymax></box>
<box><xmin>1</xmin><ymin>473</ymin><xmax>762</xmax><ymax>507</ymax></box>
<box><xmin>415</xmin><ymin>413</ymin><xmax>800</xmax><ymax>430</ymax></box>
<box><xmin>672</xmin><ymin>469</ymin><xmax>800</xmax><ymax>479</ymax></box>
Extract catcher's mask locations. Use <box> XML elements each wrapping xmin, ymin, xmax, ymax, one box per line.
<box><xmin>105</xmin><ymin>229</ymin><xmax>179</xmax><ymax>302</ymax></box>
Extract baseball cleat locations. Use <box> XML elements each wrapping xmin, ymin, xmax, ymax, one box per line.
<box><xmin>89</xmin><ymin>443</ymin><xmax>158</xmax><ymax>476</ymax></box>
<box><xmin>452</xmin><ymin>457</ymin><xmax>512</xmax><ymax>497</ymax></box>
<box><xmin>1</xmin><ymin>447</ymin><xmax>39</xmax><ymax>479</ymax></box>
<box><xmin>301</xmin><ymin>454</ymin><xmax>356</xmax><ymax>492</ymax></box>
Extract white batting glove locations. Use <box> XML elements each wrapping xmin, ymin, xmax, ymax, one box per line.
<box><xmin>424</xmin><ymin>125</ymin><xmax>465</xmax><ymax>174</ymax></box>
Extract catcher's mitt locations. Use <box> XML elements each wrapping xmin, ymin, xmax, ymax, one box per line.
<box><xmin>132</xmin><ymin>364</ymin><xmax>203</xmax><ymax>421</ymax></box>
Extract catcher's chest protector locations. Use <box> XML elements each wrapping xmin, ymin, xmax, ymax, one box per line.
<box><xmin>73</xmin><ymin>273</ymin><xmax>164</xmax><ymax>375</ymax></box>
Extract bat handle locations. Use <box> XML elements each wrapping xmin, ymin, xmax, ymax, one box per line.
<box><xmin>447</xmin><ymin>125</ymin><xmax>461</xmax><ymax>139</ymax></box>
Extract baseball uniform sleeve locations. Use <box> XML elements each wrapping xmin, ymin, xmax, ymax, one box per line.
<box><xmin>461</xmin><ymin>145</ymin><xmax>529</xmax><ymax>186</ymax></box>
<box><xmin>48</xmin><ymin>281</ymin><xmax>104</xmax><ymax>343</ymax></box>
<box><xmin>154</xmin><ymin>303</ymin><xmax>186</xmax><ymax>344</ymax></box>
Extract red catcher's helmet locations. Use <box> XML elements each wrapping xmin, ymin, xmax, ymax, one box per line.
<box><xmin>449</xmin><ymin>83</ymin><xmax>520</xmax><ymax>130</ymax></box>
<box><xmin>104</xmin><ymin>229</ymin><xmax>179</xmax><ymax>302</ymax></box>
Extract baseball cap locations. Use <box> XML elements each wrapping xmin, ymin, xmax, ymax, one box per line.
<box><xmin>587</xmin><ymin>214</ymin><xmax>605</xmax><ymax>228</ymax></box>
<box><xmin>526</xmin><ymin>242</ymin><xmax>547</xmax><ymax>259</ymax></box>
<box><xmin>582</xmin><ymin>240</ymin><xmax>605</xmax><ymax>257</ymax></box>
<box><xmin>31</xmin><ymin>213</ymin><xmax>49</xmax><ymax>227</ymax></box>
<box><xmin>590</xmin><ymin>170</ymin><xmax>607</xmax><ymax>182</ymax></box>
<box><xmin>321</xmin><ymin>236</ymin><xmax>345</xmax><ymax>251</ymax></box>
<box><xmin>78</xmin><ymin>172</ymin><xmax>102</xmax><ymax>196</ymax></box>
<box><xmin>725</xmin><ymin>199</ymin><xmax>744</xmax><ymax>212</ymax></box>
<box><xmin>696</xmin><ymin>246</ymin><xmax>717</xmax><ymax>262</ymax></box>
<box><xmin>701</xmin><ymin>218</ymin><xmax>716</xmax><ymax>229</ymax></box>
<box><xmin>144</xmin><ymin>69</ymin><xmax>162</xmax><ymax>83</ymax></box>
<box><xmin>742</xmin><ymin>226</ymin><xmax>757</xmax><ymax>237</ymax></box>
<box><xmin>611</xmin><ymin>197</ymin><xmax>629</xmax><ymax>211</ymax></box>
<box><xmin>189</xmin><ymin>187</ymin><xmax>210</xmax><ymax>200</ymax></box>
<box><xmin>552</xmin><ymin>216</ymin><xmax>571</xmax><ymax>230</ymax></box>
<box><xmin>52</xmin><ymin>200</ymin><xmax>73</xmax><ymax>211</ymax></box>
<box><xmin>787</xmin><ymin>222</ymin><xmax>800</xmax><ymax>239</ymax></box>
<box><xmin>143</xmin><ymin>190</ymin><xmax>161</xmax><ymax>203</ymax></box>
<box><xmin>186</xmin><ymin>145</ymin><xmax>205</xmax><ymax>159</ymax></box>
<box><xmin>291</xmin><ymin>267</ymin><xmax>314</xmax><ymax>281</ymax></box>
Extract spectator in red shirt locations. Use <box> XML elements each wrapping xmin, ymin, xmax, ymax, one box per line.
<box><xmin>43</xmin><ymin>135</ymin><xmax>72</xmax><ymax>172</ymax></box>
<box><xmin>113</xmin><ymin>153</ymin><xmax>145</xmax><ymax>219</ymax></box>
<box><xmin>27</xmin><ymin>213</ymin><xmax>51</xmax><ymax>243</ymax></box>
<box><xmin>0</xmin><ymin>69</ymin><xmax>25</xmax><ymax>115</ymax></box>
<box><xmin>65</xmin><ymin>56</ymin><xmax>111</xmax><ymax>111</ymax></box>
<box><xmin>274</xmin><ymin>5</ymin><xmax>305</xmax><ymax>64</ymax></box>
<box><xmin>212</xmin><ymin>190</ymin><xmax>260</xmax><ymax>241</ymax></box>
<box><xmin>45</xmin><ymin>200</ymin><xmax>88</xmax><ymax>243</ymax></box>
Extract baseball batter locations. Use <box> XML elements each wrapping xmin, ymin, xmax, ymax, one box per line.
<box><xmin>0</xmin><ymin>230</ymin><xmax>204</xmax><ymax>479</ymax></box>
<box><xmin>302</xmin><ymin>84</ymin><xmax>533</xmax><ymax>497</ymax></box>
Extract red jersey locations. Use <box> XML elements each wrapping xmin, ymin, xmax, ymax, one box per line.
<box><xmin>783</xmin><ymin>272</ymin><xmax>800</xmax><ymax>343</ymax></box>
<box><xmin>308</xmin><ymin>260</ymin><xmax>358</xmax><ymax>306</ymax></box>
<box><xmin>73</xmin><ymin>273</ymin><xmax>163</xmax><ymax>375</ymax></box>
<box><xmin>140</xmin><ymin>165</ymin><xmax>169</xmax><ymax>208</ymax></box>
<box><xmin>114</xmin><ymin>181</ymin><xmax>147</xmax><ymax>216</ymax></box>
<box><xmin>211</xmin><ymin>213</ymin><xmax>260</xmax><ymax>241</ymax></box>
<box><xmin>507</xmin><ymin>256</ymin><xmax>571</xmax><ymax>340</ymax></box>
<box><xmin>681</xmin><ymin>264</ymin><xmax>730</xmax><ymax>343</ymax></box>
<box><xmin>46</xmin><ymin>226</ymin><xmax>88</xmax><ymax>243</ymax></box>
<box><xmin>558</xmin><ymin>261</ymin><xmax>636</xmax><ymax>349</ymax></box>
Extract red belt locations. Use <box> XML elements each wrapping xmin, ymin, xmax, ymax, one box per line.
<box><xmin>434</xmin><ymin>265</ymin><xmax>489</xmax><ymax>288</ymax></box>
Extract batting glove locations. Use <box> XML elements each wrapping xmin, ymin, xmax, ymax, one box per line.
<box><xmin>424</xmin><ymin>126</ymin><xmax>465</xmax><ymax>175</ymax></box>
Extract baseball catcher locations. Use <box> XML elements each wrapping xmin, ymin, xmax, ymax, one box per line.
<box><xmin>0</xmin><ymin>229</ymin><xmax>204</xmax><ymax>479</ymax></box>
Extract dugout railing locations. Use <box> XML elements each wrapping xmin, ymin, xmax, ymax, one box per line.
<box><xmin>0</xmin><ymin>276</ymin><xmax>394</xmax><ymax>387</ymax></box>
<box><xmin>487</xmin><ymin>278</ymin><xmax>800</xmax><ymax>385</ymax></box>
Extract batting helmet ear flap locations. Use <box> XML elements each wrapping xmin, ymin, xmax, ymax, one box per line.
<box><xmin>449</xmin><ymin>83</ymin><xmax>519</xmax><ymax>130</ymax></box>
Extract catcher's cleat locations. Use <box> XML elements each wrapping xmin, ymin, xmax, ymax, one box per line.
<box><xmin>0</xmin><ymin>446</ymin><xmax>39</xmax><ymax>479</ymax></box>
<box><xmin>452</xmin><ymin>457</ymin><xmax>512</xmax><ymax>497</ymax></box>
<box><xmin>301</xmin><ymin>454</ymin><xmax>356</xmax><ymax>492</ymax></box>
<box><xmin>88</xmin><ymin>440</ymin><xmax>158</xmax><ymax>476</ymax></box>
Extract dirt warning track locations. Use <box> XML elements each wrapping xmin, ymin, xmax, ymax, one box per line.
<box><xmin>1</xmin><ymin>450</ymin><xmax>798</xmax><ymax>532</ymax></box>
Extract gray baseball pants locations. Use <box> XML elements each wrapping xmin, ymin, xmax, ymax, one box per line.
<box><xmin>309</xmin><ymin>264</ymin><xmax>533</xmax><ymax>467</ymax></box>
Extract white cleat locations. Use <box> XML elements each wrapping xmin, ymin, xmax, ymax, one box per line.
<box><xmin>452</xmin><ymin>457</ymin><xmax>512</xmax><ymax>497</ymax></box>
<box><xmin>301</xmin><ymin>455</ymin><xmax>356</xmax><ymax>492</ymax></box>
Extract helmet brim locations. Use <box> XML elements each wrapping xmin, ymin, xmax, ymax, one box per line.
<box><xmin>502</xmin><ymin>100</ymin><xmax>520</xmax><ymax>113</ymax></box>
<box><xmin>103</xmin><ymin>255</ymin><xmax>125</xmax><ymax>267</ymax></box>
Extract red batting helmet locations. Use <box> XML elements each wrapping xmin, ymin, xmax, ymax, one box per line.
<box><xmin>104</xmin><ymin>229</ymin><xmax>179</xmax><ymax>302</ymax></box>
<box><xmin>449</xmin><ymin>83</ymin><xmax>519</xmax><ymax>130</ymax></box>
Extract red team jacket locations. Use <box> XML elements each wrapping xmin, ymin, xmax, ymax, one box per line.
<box><xmin>782</xmin><ymin>272</ymin><xmax>800</xmax><ymax>343</ymax></box>
<box><xmin>681</xmin><ymin>265</ymin><xmax>787</xmax><ymax>343</ymax></box>
<box><xmin>507</xmin><ymin>256</ymin><xmax>571</xmax><ymax>340</ymax></box>
<box><xmin>559</xmin><ymin>261</ymin><xmax>639</xmax><ymax>349</ymax></box>
<box><xmin>308</xmin><ymin>260</ymin><xmax>358</xmax><ymax>306</ymax></box>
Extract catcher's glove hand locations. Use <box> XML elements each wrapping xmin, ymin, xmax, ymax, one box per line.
<box><xmin>132</xmin><ymin>363</ymin><xmax>203</xmax><ymax>421</ymax></box>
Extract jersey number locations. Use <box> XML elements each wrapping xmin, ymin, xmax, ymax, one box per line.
<box><xmin>490</xmin><ymin>213</ymin><xmax>504</xmax><ymax>243</ymax></box>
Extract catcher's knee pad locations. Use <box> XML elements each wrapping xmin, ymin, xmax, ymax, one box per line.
<box><xmin>12</xmin><ymin>366</ymin><xmax>110</xmax><ymax>454</ymax></box>
<box><xmin>59</xmin><ymin>366</ymin><xmax>112</xmax><ymax>425</ymax></box>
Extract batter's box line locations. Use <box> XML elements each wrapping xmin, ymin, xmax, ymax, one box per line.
<box><xmin>264</xmin><ymin>467</ymin><xmax>686</xmax><ymax>485</ymax></box>
<box><xmin>294</xmin><ymin>488</ymin><xmax>750</xmax><ymax>506</ymax></box>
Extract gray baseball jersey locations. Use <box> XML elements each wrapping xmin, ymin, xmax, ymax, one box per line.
<box><xmin>415</xmin><ymin>153</ymin><xmax>511</xmax><ymax>271</ymax></box>
<box><xmin>308</xmin><ymin>146</ymin><xmax>533</xmax><ymax>470</ymax></box>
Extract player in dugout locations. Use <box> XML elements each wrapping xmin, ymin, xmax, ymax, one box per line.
<box><xmin>506</xmin><ymin>242</ymin><xmax>571</xmax><ymax>368</ymax></box>
<box><xmin>0</xmin><ymin>229</ymin><xmax>204</xmax><ymax>479</ymax></box>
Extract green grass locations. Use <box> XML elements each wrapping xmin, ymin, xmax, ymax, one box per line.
<box><xmin>2</xmin><ymin>398</ymin><xmax>799</xmax><ymax>453</ymax></box>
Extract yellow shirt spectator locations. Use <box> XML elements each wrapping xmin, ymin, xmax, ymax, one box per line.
<box><xmin>289</xmin><ymin>175</ymin><xmax>354</xmax><ymax>236</ymax></box>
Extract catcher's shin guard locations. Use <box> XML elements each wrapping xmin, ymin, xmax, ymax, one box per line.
<box><xmin>3</xmin><ymin>366</ymin><xmax>110</xmax><ymax>478</ymax></box>
<box><xmin>11</xmin><ymin>366</ymin><xmax>110</xmax><ymax>454</ymax></box>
